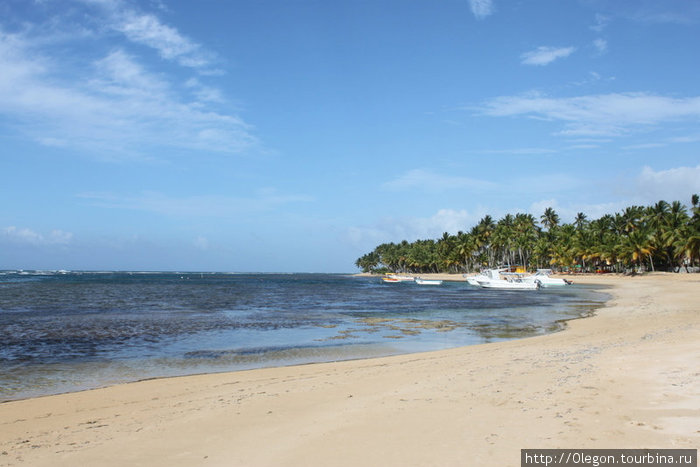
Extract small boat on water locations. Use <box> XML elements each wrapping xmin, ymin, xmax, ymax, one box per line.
<box><xmin>382</xmin><ymin>274</ymin><xmax>415</xmax><ymax>283</ymax></box>
<box><xmin>465</xmin><ymin>269</ymin><xmax>500</xmax><ymax>286</ymax></box>
<box><xmin>415</xmin><ymin>278</ymin><xmax>443</xmax><ymax>285</ymax></box>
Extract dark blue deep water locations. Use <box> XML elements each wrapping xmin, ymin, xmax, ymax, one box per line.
<box><xmin>0</xmin><ymin>271</ymin><xmax>607</xmax><ymax>400</ymax></box>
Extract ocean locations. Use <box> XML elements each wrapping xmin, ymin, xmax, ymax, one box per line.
<box><xmin>0</xmin><ymin>271</ymin><xmax>607</xmax><ymax>401</ymax></box>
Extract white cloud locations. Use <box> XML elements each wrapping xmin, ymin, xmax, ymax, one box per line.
<box><xmin>520</xmin><ymin>46</ymin><xmax>575</xmax><ymax>66</ymax></box>
<box><xmin>93</xmin><ymin>49</ymin><xmax>170</xmax><ymax>97</ymax></box>
<box><xmin>590</xmin><ymin>14</ymin><xmax>610</xmax><ymax>32</ymax></box>
<box><xmin>2</xmin><ymin>226</ymin><xmax>73</xmax><ymax>245</ymax></box>
<box><xmin>345</xmin><ymin>208</ymin><xmax>486</xmax><ymax>248</ymax></box>
<box><xmin>477</xmin><ymin>92</ymin><xmax>700</xmax><ymax>137</ymax></box>
<box><xmin>634</xmin><ymin>165</ymin><xmax>700</xmax><ymax>203</ymax></box>
<box><xmin>593</xmin><ymin>38</ymin><xmax>607</xmax><ymax>54</ymax></box>
<box><xmin>528</xmin><ymin>165</ymin><xmax>700</xmax><ymax>222</ymax></box>
<box><xmin>382</xmin><ymin>169</ymin><xmax>499</xmax><ymax>192</ymax></box>
<box><xmin>112</xmin><ymin>9</ymin><xmax>214</xmax><ymax>69</ymax></box>
<box><xmin>76</xmin><ymin>0</ymin><xmax>216</xmax><ymax>71</ymax></box>
<box><xmin>78</xmin><ymin>190</ymin><xmax>313</xmax><ymax>217</ymax></box>
<box><xmin>468</xmin><ymin>0</ymin><xmax>494</xmax><ymax>19</ymax></box>
<box><xmin>185</xmin><ymin>78</ymin><xmax>224</xmax><ymax>103</ymax></box>
<box><xmin>0</xmin><ymin>31</ymin><xmax>256</xmax><ymax>158</ymax></box>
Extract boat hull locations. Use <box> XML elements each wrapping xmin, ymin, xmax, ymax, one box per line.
<box><xmin>415</xmin><ymin>279</ymin><xmax>443</xmax><ymax>285</ymax></box>
<box><xmin>477</xmin><ymin>279</ymin><xmax>539</xmax><ymax>290</ymax></box>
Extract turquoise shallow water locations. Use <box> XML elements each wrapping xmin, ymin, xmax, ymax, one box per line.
<box><xmin>0</xmin><ymin>271</ymin><xmax>607</xmax><ymax>400</ymax></box>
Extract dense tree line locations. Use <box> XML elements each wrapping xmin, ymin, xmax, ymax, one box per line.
<box><xmin>355</xmin><ymin>196</ymin><xmax>700</xmax><ymax>274</ymax></box>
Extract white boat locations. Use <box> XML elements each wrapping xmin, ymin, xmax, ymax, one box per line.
<box><xmin>522</xmin><ymin>269</ymin><xmax>572</xmax><ymax>287</ymax></box>
<box><xmin>415</xmin><ymin>278</ymin><xmax>443</xmax><ymax>285</ymax></box>
<box><xmin>382</xmin><ymin>274</ymin><xmax>415</xmax><ymax>283</ymax></box>
<box><xmin>465</xmin><ymin>269</ymin><xmax>500</xmax><ymax>286</ymax></box>
<box><xmin>475</xmin><ymin>269</ymin><xmax>540</xmax><ymax>290</ymax></box>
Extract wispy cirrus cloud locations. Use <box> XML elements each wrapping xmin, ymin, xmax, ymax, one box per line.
<box><xmin>468</xmin><ymin>0</ymin><xmax>494</xmax><ymax>20</ymax></box>
<box><xmin>592</xmin><ymin>38</ymin><xmax>607</xmax><ymax>54</ymax></box>
<box><xmin>77</xmin><ymin>189</ymin><xmax>313</xmax><ymax>217</ymax></box>
<box><xmin>477</xmin><ymin>92</ymin><xmax>700</xmax><ymax>137</ymax></box>
<box><xmin>76</xmin><ymin>0</ymin><xmax>217</xmax><ymax>72</ymax></box>
<box><xmin>0</xmin><ymin>0</ymin><xmax>255</xmax><ymax>159</ymax></box>
<box><xmin>590</xmin><ymin>13</ymin><xmax>610</xmax><ymax>32</ymax></box>
<box><xmin>113</xmin><ymin>9</ymin><xmax>213</xmax><ymax>69</ymax></box>
<box><xmin>0</xmin><ymin>27</ymin><xmax>255</xmax><ymax>159</ymax></box>
<box><xmin>2</xmin><ymin>226</ymin><xmax>73</xmax><ymax>245</ymax></box>
<box><xmin>520</xmin><ymin>46</ymin><xmax>575</xmax><ymax>66</ymax></box>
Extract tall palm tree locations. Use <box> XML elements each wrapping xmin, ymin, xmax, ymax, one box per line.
<box><xmin>621</xmin><ymin>206</ymin><xmax>645</xmax><ymax>233</ymax></box>
<box><xmin>691</xmin><ymin>194</ymin><xmax>700</xmax><ymax>230</ymax></box>
<box><xmin>574</xmin><ymin>212</ymin><xmax>588</xmax><ymax>230</ymax></box>
<box><xmin>514</xmin><ymin>213</ymin><xmax>538</xmax><ymax>270</ymax></box>
<box><xmin>475</xmin><ymin>215</ymin><xmax>496</xmax><ymax>267</ymax></box>
<box><xmin>550</xmin><ymin>224</ymin><xmax>576</xmax><ymax>271</ymax></box>
<box><xmin>493</xmin><ymin>215</ymin><xmax>515</xmax><ymax>267</ymax></box>
<box><xmin>456</xmin><ymin>231</ymin><xmax>477</xmax><ymax>272</ymax></box>
<box><xmin>540</xmin><ymin>207</ymin><xmax>560</xmax><ymax>232</ymax></box>
<box><xmin>620</xmin><ymin>228</ymin><xmax>655</xmax><ymax>272</ymax></box>
<box><xmin>676</xmin><ymin>234</ymin><xmax>700</xmax><ymax>270</ymax></box>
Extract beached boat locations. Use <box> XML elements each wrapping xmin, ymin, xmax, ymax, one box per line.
<box><xmin>415</xmin><ymin>278</ymin><xmax>443</xmax><ymax>285</ymax></box>
<box><xmin>522</xmin><ymin>269</ymin><xmax>572</xmax><ymax>287</ymax></box>
<box><xmin>475</xmin><ymin>269</ymin><xmax>540</xmax><ymax>290</ymax></box>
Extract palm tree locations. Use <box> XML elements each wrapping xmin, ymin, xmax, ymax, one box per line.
<box><xmin>691</xmin><ymin>194</ymin><xmax>700</xmax><ymax>230</ymax></box>
<box><xmin>514</xmin><ymin>213</ymin><xmax>538</xmax><ymax>270</ymax></box>
<box><xmin>437</xmin><ymin>232</ymin><xmax>459</xmax><ymax>272</ymax></box>
<box><xmin>573</xmin><ymin>227</ymin><xmax>596</xmax><ymax>272</ymax></box>
<box><xmin>456</xmin><ymin>231</ymin><xmax>477</xmax><ymax>272</ymax></box>
<box><xmin>475</xmin><ymin>215</ymin><xmax>496</xmax><ymax>267</ymax></box>
<box><xmin>355</xmin><ymin>252</ymin><xmax>380</xmax><ymax>273</ymax></box>
<box><xmin>621</xmin><ymin>206</ymin><xmax>645</xmax><ymax>233</ymax></box>
<box><xmin>493</xmin><ymin>215</ymin><xmax>515</xmax><ymax>268</ymax></box>
<box><xmin>540</xmin><ymin>207</ymin><xmax>560</xmax><ymax>232</ymax></box>
<box><xmin>619</xmin><ymin>227</ymin><xmax>655</xmax><ymax>272</ymax></box>
<box><xmin>659</xmin><ymin>202</ymin><xmax>690</xmax><ymax>271</ymax></box>
<box><xmin>574</xmin><ymin>212</ymin><xmax>588</xmax><ymax>230</ymax></box>
<box><xmin>550</xmin><ymin>224</ymin><xmax>576</xmax><ymax>271</ymax></box>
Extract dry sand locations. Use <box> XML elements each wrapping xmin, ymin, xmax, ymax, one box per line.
<box><xmin>1</xmin><ymin>274</ymin><xmax>698</xmax><ymax>466</ymax></box>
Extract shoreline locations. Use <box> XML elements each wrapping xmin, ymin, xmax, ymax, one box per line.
<box><xmin>1</xmin><ymin>274</ymin><xmax>698</xmax><ymax>466</ymax></box>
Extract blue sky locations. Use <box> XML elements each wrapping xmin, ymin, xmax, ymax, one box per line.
<box><xmin>1</xmin><ymin>0</ymin><xmax>699</xmax><ymax>272</ymax></box>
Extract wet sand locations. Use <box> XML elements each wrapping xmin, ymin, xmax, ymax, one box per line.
<box><xmin>1</xmin><ymin>273</ymin><xmax>698</xmax><ymax>466</ymax></box>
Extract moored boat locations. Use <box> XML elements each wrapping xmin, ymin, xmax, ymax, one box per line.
<box><xmin>465</xmin><ymin>269</ymin><xmax>501</xmax><ymax>286</ymax></box>
<box><xmin>474</xmin><ymin>269</ymin><xmax>540</xmax><ymax>290</ymax></box>
<box><xmin>382</xmin><ymin>274</ymin><xmax>415</xmax><ymax>283</ymax></box>
<box><xmin>522</xmin><ymin>269</ymin><xmax>572</xmax><ymax>287</ymax></box>
<box><xmin>415</xmin><ymin>278</ymin><xmax>443</xmax><ymax>285</ymax></box>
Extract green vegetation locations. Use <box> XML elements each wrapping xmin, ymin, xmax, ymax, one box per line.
<box><xmin>355</xmin><ymin>196</ymin><xmax>700</xmax><ymax>274</ymax></box>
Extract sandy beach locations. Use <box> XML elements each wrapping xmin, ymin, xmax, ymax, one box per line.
<box><xmin>1</xmin><ymin>274</ymin><xmax>698</xmax><ymax>466</ymax></box>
